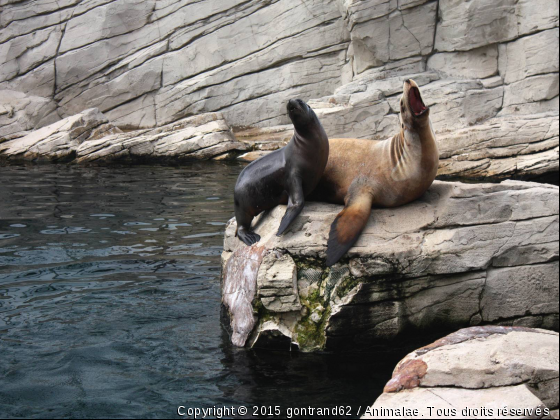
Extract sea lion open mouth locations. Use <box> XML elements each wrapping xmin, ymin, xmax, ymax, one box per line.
<box><xmin>409</xmin><ymin>87</ymin><xmax>428</xmax><ymax>117</ymax></box>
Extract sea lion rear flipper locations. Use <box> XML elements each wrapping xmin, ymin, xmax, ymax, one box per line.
<box><xmin>277</xmin><ymin>177</ymin><xmax>305</xmax><ymax>236</ymax></box>
<box><xmin>326</xmin><ymin>188</ymin><xmax>373</xmax><ymax>267</ymax></box>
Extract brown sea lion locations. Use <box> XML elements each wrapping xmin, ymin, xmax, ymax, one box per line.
<box><xmin>310</xmin><ymin>79</ymin><xmax>439</xmax><ymax>266</ymax></box>
<box><xmin>234</xmin><ymin>99</ymin><xmax>329</xmax><ymax>246</ymax></box>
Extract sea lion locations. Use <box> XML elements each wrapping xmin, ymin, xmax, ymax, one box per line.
<box><xmin>310</xmin><ymin>79</ymin><xmax>439</xmax><ymax>266</ymax></box>
<box><xmin>234</xmin><ymin>99</ymin><xmax>329</xmax><ymax>246</ymax></box>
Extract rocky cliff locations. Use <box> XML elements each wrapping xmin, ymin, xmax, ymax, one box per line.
<box><xmin>221</xmin><ymin>181</ymin><xmax>559</xmax><ymax>352</ymax></box>
<box><xmin>1</xmin><ymin>0</ymin><xmax>558</xmax><ymax>179</ymax></box>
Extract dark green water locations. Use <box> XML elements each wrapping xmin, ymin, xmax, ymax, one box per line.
<box><xmin>0</xmin><ymin>163</ymin><xmax>398</xmax><ymax>419</ymax></box>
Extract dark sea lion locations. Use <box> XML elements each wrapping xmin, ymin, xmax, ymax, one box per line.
<box><xmin>234</xmin><ymin>99</ymin><xmax>329</xmax><ymax>246</ymax></box>
<box><xmin>310</xmin><ymin>79</ymin><xmax>439</xmax><ymax>266</ymax></box>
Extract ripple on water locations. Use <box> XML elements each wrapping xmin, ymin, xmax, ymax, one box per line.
<box><xmin>0</xmin><ymin>163</ymin><xmax>397</xmax><ymax>419</ymax></box>
<box><xmin>0</xmin><ymin>234</ymin><xmax>20</xmax><ymax>240</ymax></box>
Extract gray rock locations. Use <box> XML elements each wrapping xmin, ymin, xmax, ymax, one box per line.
<box><xmin>499</xmin><ymin>29</ymin><xmax>559</xmax><ymax>85</ymax></box>
<box><xmin>221</xmin><ymin>182</ymin><xmax>559</xmax><ymax>351</ymax></box>
<box><xmin>427</xmin><ymin>46</ymin><xmax>499</xmax><ymax>79</ymax></box>
<box><xmin>482</xmin><ymin>264</ymin><xmax>559</xmax><ymax>323</ymax></box>
<box><xmin>350</xmin><ymin>2</ymin><xmax>437</xmax><ymax>73</ymax></box>
<box><xmin>59</xmin><ymin>0</ymin><xmax>155</xmax><ymax>53</ymax></box>
<box><xmin>366</xmin><ymin>386</ymin><xmax>548</xmax><ymax>419</ymax></box>
<box><xmin>364</xmin><ymin>327</ymin><xmax>559</xmax><ymax>419</ymax></box>
<box><xmin>0</xmin><ymin>25</ymin><xmax>63</xmax><ymax>82</ymax></box>
<box><xmin>0</xmin><ymin>108</ymin><xmax>247</xmax><ymax>163</ymax></box>
<box><xmin>0</xmin><ymin>108</ymin><xmax>119</xmax><ymax>162</ymax></box>
<box><xmin>222</xmin><ymin>244</ymin><xmax>267</xmax><ymax>347</ymax></box>
<box><xmin>75</xmin><ymin>112</ymin><xmax>247</xmax><ymax>163</ymax></box>
<box><xmin>438</xmin><ymin>113</ymin><xmax>559</xmax><ymax>181</ymax></box>
<box><xmin>48</xmin><ymin>0</ymin><xmax>351</xmax><ymax>128</ymax></box>
<box><xmin>503</xmin><ymin>74</ymin><xmax>559</xmax><ymax>108</ymax></box>
<box><xmin>0</xmin><ymin>60</ymin><xmax>56</xmax><ymax>98</ymax></box>
<box><xmin>436</xmin><ymin>0</ymin><xmax>559</xmax><ymax>52</ymax></box>
<box><xmin>0</xmin><ymin>90</ymin><xmax>59</xmax><ymax>140</ymax></box>
<box><xmin>257</xmin><ymin>253</ymin><xmax>302</xmax><ymax>313</ymax></box>
<box><xmin>0</xmin><ymin>0</ymin><xmax>557</xmax><ymax>180</ymax></box>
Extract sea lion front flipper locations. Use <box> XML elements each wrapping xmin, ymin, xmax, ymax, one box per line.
<box><xmin>326</xmin><ymin>185</ymin><xmax>373</xmax><ymax>267</ymax></box>
<box><xmin>277</xmin><ymin>177</ymin><xmax>305</xmax><ymax>237</ymax></box>
<box><xmin>235</xmin><ymin>206</ymin><xmax>261</xmax><ymax>246</ymax></box>
<box><xmin>237</xmin><ymin>226</ymin><xmax>261</xmax><ymax>246</ymax></box>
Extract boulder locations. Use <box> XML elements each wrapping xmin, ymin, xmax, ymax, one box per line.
<box><xmin>363</xmin><ymin>327</ymin><xmax>559</xmax><ymax>419</ymax></box>
<box><xmin>221</xmin><ymin>181</ymin><xmax>559</xmax><ymax>352</ymax></box>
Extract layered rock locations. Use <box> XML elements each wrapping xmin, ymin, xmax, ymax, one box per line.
<box><xmin>221</xmin><ymin>181</ymin><xmax>559</xmax><ymax>352</ymax></box>
<box><xmin>0</xmin><ymin>0</ymin><xmax>556</xmax><ymax>130</ymax></box>
<box><xmin>0</xmin><ymin>90</ymin><xmax>60</xmax><ymax>141</ymax></box>
<box><xmin>75</xmin><ymin>112</ymin><xmax>246</xmax><ymax>163</ymax></box>
<box><xmin>233</xmin><ymin>125</ymin><xmax>292</xmax><ymax>162</ymax></box>
<box><xmin>0</xmin><ymin>0</ymin><xmax>557</xmax><ymax>177</ymax></box>
<box><xmin>0</xmin><ymin>0</ymin><xmax>351</xmax><ymax>128</ymax></box>
<box><xmin>0</xmin><ymin>108</ymin><xmax>118</xmax><ymax>162</ymax></box>
<box><xmin>364</xmin><ymin>327</ymin><xmax>559</xmax><ymax>419</ymax></box>
<box><xmin>0</xmin><ymin>108</ymin><xmax>246</xmax><ymax>163</ymax></box>
<box><xmin>438</xmin><ymin>113</ymin><xmax>559</xmax><ymax>181</ymax></box>
<box><xmin>310</xmin><ymin>4</ymin><xmax>558</xmax><ymax>181</ymax></box>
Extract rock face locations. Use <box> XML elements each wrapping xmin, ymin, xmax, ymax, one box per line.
<box><xmin>0</xmin><ymin>108</ymin><xmax>119</xmax><ymax>162</ymax></box>
<box><xmin>0</xmin><ymin>90</ymin><xmax>60</xmax><ymax>141</ymax></box>
<box><xmin>0</xmin><ymin>0</ymin><xmax>351</xmax><ymax>128</ymax></box>
<box><xmin>221</xmin><ymin>181</ymin><xmax>559</xmax><ymax>352</ymax></box>
<box><xmin>364</xmin><ymin>327</ymin><xmax>559</xmax><ymax>419</ymax></box>
<box><xmin>0</xmin><ymin>0</ymin><xmax>557</xmax><ymax>178</ymax></box>
<box><xmin>0</xmin><ymin>108</ymin><xmax>246</xmax><ymax>163</ymax></box>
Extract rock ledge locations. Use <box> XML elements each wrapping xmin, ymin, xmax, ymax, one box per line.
<box><xmin>221</xmin><ymin>181</ymin><xmax>559</xmax><ymax>352</ymax></box>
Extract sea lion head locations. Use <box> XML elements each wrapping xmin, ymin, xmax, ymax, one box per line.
<box><xmin>400</xmin><ymin>79</ymin><xmax>429</xmax><ymax>129</ymax></box>
<box><xmin>287</xmin><ymin>99</ymin><xmax>317</xmax><ymax>133</ymax></box>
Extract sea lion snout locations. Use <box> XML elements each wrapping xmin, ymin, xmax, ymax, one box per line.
<box><xmin>287</xmin><ymin>99</ymin><xmax>314</xmax><ymax>128</ymax></box>
<box><xmin>287</xmin><ymin>99</ymin><xmax>307</xmax><ymax>114</ymax></box>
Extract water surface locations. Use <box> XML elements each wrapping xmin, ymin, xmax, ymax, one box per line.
<box><xmin>0</xmin><ymin>163</ymin><xmax>398</xmax><ymax>418</ymax></box>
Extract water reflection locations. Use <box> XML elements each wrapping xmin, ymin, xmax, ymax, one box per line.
<box><xmin>0</xmin><ymin>163</ymin><xmax>398</xmax><ymax>418</ymax></box>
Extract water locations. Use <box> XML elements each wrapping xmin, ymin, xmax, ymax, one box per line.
<box><xmin>0</xmin><ymin>163</ymin><xmax>399</xmax><ymax>419</ymax></box>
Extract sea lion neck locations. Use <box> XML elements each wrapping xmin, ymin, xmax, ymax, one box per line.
<box><xmin>401</xmin><ymin>113</ymin><xmax>433</xmax><ymax>144</ymax></box>
<box><xmin>293</xmin><ymin>116</ymin><xmax>327</xmax><ymax>147</ymax></box>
